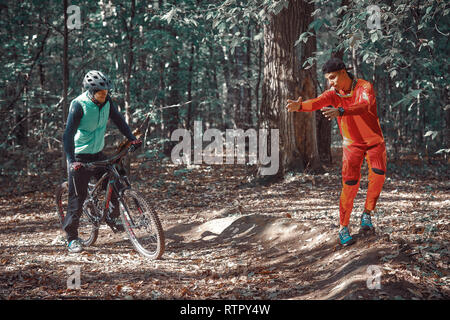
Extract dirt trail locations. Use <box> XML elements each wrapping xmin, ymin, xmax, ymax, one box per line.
<box><xmin>0</xmin><ymin>155</ymin><xmax>449</xmax><ymax>300</ymax></box>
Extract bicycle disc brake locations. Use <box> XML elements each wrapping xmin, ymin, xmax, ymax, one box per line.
<box><xmin>83</xmin><ymin>199</ymin><xmax>101</xmax><ymax>227</ymax></box>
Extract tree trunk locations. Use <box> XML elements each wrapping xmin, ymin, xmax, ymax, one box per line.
<box><xmin>294</xmin><ymin>0</ymin><xmax>321</xmax><ymax>172</ymax></box>
<box><xmin>244</xmin><ymin>24</ymin><xmax>253</xmax><ymax>130</ymax></box>
<box><xmin>158</xmin><ymin>58</ymin><xmax>165</xmax><ymax>142</ymax></box>
<box><xmin>39</xmin><ymin>62</ymin><xmax>46</xmax><ymax>144</ymax></box>
<box><xmin>315</xmin><ymin>99</ymin><xmax>332</xmax><ymax>164</ymax></box>
<box><xmin>124</xmin><ymin>0</ymin><xmax>135</xmax><ymax>124</ymax></box>
<box><xmin>163</xmin><ymin>45</ymin><xmax>181</xmax><ymax>156</ymax></box>
<box><xmin>445</xmin><ymin>105</ymin><xmax>450</xmax><ymax>157</ymax></box>
<box><xmin>62</xmin><ymin>0</ymin><xmax>69</xmax><ymax>172</ymax></box>
<box><xmin>221</xmin><ymin>46</ymin><xmax>233</xmax><ymax>128</ymax></box>
<box><xmin>186</xmin><ymin>43</ymin><xmax>195</xmax><ymax>129</ymax></box>
<box><xmin>232</xmin><ymin>46</ymin><xmax>242</xmax><ymax>129</ymax></box>
<box><xmin>15</xmin><ymin>84</ymin><xmax>28</xmax><ymax>147</ymax></box>
<box><xmin>209</xmin><ymin>44</ymin><xmax>221</xmax><ymax>129</ymax></box>
<box><xmin>255</xmin><ymin>38</ymin><xmax>263</xmax><ymax>130</ymax></box>
<box><xmin>259</xmin><ymin>0</ymin><xmax>320</xmax><ymax>178</ymax></box>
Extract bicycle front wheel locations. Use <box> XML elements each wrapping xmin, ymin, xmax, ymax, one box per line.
<box><xmin>119</xmin><ymin>189</ymin><xmax>165</xmax><ymax>259</ymax></box>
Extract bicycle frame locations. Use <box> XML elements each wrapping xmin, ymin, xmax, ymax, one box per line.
<box><xmin>85</xmin><ymin>161</ymin><xmax>131</xmax><ymax>226</ymax></box>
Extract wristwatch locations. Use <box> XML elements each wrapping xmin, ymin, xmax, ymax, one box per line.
<box><xmin>338</xmin><ymin>107</ymin><xmax>345</xmax><ymax>116</ymax></box>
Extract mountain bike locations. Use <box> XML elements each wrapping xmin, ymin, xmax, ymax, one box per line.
<box><xmin>55</xmin><ymin>140</ymin><xmax>165</xmax><ymax>260</ymax></box>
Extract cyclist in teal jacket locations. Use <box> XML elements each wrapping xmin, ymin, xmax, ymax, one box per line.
<box><xmin>63</xmin><ymin>70</ymin><xmax>141</xmax><ymax>253</ymax></box>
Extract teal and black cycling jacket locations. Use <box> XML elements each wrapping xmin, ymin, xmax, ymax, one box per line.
<box><xmin>63</xmin><ymin>91</ymin><xmax>135</xmax><ymax>163</ymax></box>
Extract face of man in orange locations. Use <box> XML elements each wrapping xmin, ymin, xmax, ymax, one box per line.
<box><xmin>324</xmin><ymin>69</ymin><xmax>348</xmax><ymax>92</ymax></box>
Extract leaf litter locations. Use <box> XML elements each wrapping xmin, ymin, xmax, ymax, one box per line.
<box><xmin>0</xmin><ymin>151</ymin><xmax>448</xmax><ymax>300</ymax></box>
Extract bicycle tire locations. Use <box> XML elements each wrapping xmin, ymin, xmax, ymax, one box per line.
<box><xmin>55</xmin><ymin>181</ymin><xmax>99</xmax><ymax>247</ymax></box>
<box><xmin>119</xmin><ymin>189</ymin><xmax>165</xmax><ymax>259</ymax></box>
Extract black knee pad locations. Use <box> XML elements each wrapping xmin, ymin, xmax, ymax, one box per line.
<box><xmin>372</xmin><ymin>168</ymin><xmax>385</xmax><ymax>175</ymax></box>
<box><xmin>345</xmin><ymin>180</ymin><xmax>359</xmax><ymax>186</ymax></box>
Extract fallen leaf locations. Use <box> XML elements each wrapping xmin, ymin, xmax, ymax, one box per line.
<box><xmin>181</xmin><ymin>287</ymin><xmax>190</xmax><ymax>296</ymax></box>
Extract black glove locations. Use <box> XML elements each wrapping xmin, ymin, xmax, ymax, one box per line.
<box><xmin>129</xmin><ymin>139</ymin><xmax>142</xmax><ymax>152</ymax></box>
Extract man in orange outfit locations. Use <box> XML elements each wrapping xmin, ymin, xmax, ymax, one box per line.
<box><xmin>286</xmin><ymin>57</ymin><xmax>386</xmax><ymax>246</ymax></box>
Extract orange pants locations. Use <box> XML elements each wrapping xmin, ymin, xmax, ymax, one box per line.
<box><xmin>339</xmin><ymin>142</ymin><xmax>387</xmax><ymax>226</ymax></box>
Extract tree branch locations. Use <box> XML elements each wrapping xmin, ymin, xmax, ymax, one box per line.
<box><xmin>5</xmin><ymin>28</ymin><xmax>51</xmax><ymax>112</ymax></box>
<box><xmin>4</xmin><ymin>89</ymin><xmax>73</xmax><ymax>145</ymax></box>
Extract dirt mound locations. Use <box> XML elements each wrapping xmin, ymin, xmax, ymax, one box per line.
<box><xmin>165</xmin><ymin>212</ymin><xmax>431</xmax><ymax>300</ymax></box>
<box><xmin>0</xmin><ymin>160</ymin><xmax>448</xmax><ymax>300</ymax></box>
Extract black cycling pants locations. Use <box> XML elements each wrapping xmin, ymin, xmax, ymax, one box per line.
<box><xmin>63</xmin><ymin>152</ymin><xmax>120</xmax><ymax>242</ymax></box>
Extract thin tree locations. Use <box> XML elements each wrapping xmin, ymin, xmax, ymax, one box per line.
<box><xmin>62</xmin><ymin>0</ymin><xmax>69</xmax><ymax>172</ymax></box>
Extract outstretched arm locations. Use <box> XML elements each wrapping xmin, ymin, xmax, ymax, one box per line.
<box><xmin>285</xmin><ymin>90</ymin><xmax>338</xmax><ymax>113</ymax></box>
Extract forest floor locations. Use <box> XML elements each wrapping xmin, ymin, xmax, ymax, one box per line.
<box><xmin>0</xmin><ymin>148</ymin><xmax>449</xmax><ymax>300</ymax></box>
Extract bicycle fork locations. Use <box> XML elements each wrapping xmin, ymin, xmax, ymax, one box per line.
<box><xmin>118</xmin><ymin>198</ymin><xmax>138</xmax><ymax>240</ymax></box>
<box><xmin>72</xmin><ymin>176</ymin><xmax>79</xmax><ymax>196</ymax></box>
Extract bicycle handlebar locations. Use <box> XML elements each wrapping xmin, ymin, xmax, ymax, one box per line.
<box><xmin>82</xmin><ymin>144</ymin><xmax>132</xmax><ymax>170</ymax></box>
<box><xmin>79</xmin><ymin>128</ymin><xmax>142</xmax><ymax>170</ymax></box>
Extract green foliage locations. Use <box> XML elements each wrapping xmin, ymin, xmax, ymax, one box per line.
<box><xmin>298</xmin><ymin>0</ymin><xmax>449</xmax><ymax>154</ymax></box>
<box><xmin>0</xmin><ymin>0</ymin><xmax>448</xmax><ymax>181</ymax></box>
<box><xmin>0</xmin><ymin>0</ymin><xmax>267</xmax><ymax>177</ymax></box>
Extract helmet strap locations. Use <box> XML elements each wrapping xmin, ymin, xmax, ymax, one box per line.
<box><xmin>87</xmin><ymin>90</ymin><xmax>104</xmax><ymax>107</ymax></box>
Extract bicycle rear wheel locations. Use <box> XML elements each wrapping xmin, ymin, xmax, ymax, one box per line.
<box><xmin>119</xmin><ymin>189</ymin><xmax>165</xmax><ymax>259</ymax></box>
<box><xmin>55</xmin><ymin>182</ymin><xmax>99</xmax><ymax>247</ymax></box>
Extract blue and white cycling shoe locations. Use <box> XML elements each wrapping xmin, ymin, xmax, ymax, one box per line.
<box><xmin>338</xmin><ymin>226</ymin><xmax>355</xmax><ymax>246</ymax></box>
<box><xmin>67</xmin><ymin>238</ymin><xmax>83</xmax><ymax>253</ymax></box>
<box><xmin>360</xmin><ymin>211</ymin><xmax>375</xmax><ymax>232</ymax></box>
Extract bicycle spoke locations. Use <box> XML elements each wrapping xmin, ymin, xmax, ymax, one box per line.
<box><xmin>120</xmin><ymin>189</ymin><xmax>164</xmax><ymax>259</ymax></box>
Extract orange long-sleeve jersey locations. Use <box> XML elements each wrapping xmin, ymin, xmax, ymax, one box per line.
<box><xmin>301</xmin><ymin>79</ymin><xmax>384</xmax><ymax>147</ymax></box>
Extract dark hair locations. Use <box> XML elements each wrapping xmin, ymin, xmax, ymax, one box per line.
<box><xmin>322</xmin><ymin>57</ymin><xmax>346</xmax><ymax>74</ymax></box>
